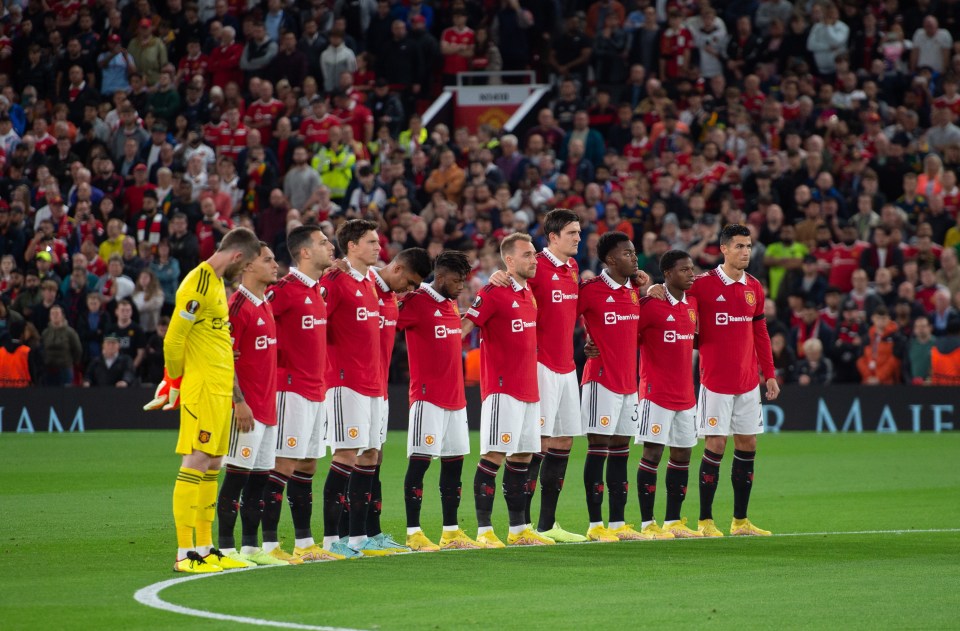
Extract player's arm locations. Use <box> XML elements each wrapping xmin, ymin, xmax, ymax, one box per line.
<box><xmin>396</xmin><ymin>294</ymin><xmax>416</xmax><ymax>331</ymax></box>
<box><xmin>462</xmin><ymin>291</ymin><xmax>492</xmax><ymax>337</ymax></box>
<box><xmin>751</xmin><ymin>290</ymin><xmax>779</xmax><ymax>400</ymax></box>
<box><xmin>230</xmin><ymin>303</ymin><xmax>255</xmax><ymax>432</ymax></box>
<box><xmin>164</xmin><ymin>283</ymin><xmax>207</xmax><ymax>380</ymax></box>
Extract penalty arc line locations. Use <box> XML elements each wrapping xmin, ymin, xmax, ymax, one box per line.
<box><xmin>134</xmin><ymin>528</ymin><xmax>960</xmax><ymax>630</ymax></box>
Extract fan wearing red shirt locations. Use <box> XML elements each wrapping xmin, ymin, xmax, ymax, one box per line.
<box><xmin>176</xmin><ymin>39</ymin><xmax>209</xmax><ymax>86</ymax></box>
<box><xmin>318</xmin><ymin>220</ymin><xmax>387</xmax><ymax>556</ymax></box>
<box><xmin>653</xmin><ymin>224</ymin><xmax>779</xmax><ymax>538</ymax></box>
<box><xmin>299</xmin><ymin>99</ymin><xmax>342</xmax><ymax>150</ymax></box>
<box><xmin>216</xmin><ymin>245</ymin><xmax>279</xmax><ymax>565</ymax></box>
<box><xmin>215</xmin><ymin>108</ymin><xmax>248</xmax><ymax>162</ymax></box>
<box><xmin>245</xmin><ymin>81</ymin><xmax>284</xmax><ymax>146</ymax></box>
<box><xmin>261</xmin><ymin>225</ymin><xmax>346</xmax><ymax>562</ymax></box>
<box><xmin>440</xmin><ymin>10</ymin><xmax>474</xmax><ymax>84</ymax></box>
<box><xmin>462</xmin><ymin>233</ymin><xmax>553</xmax><ymax>547</ymax></box>
<box><xmin>634</xmin><ymin>251</ymin><xmax>702</xmax><ymax>539</ymax></box>
<box><xmin>396</xmin><ymin>251</ymin><xmax>482</xmax><ymax>551</ymax></box>
<box><xmin>659</xmin><ymin>10</ymin><xmax>694</xmax><ymax>81</ymax></box>
<box><xmin>577</xmin><ymin>233</ymin><xmax>642</xmax><ymax>543</ymax></box>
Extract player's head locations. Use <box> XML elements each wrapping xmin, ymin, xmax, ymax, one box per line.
<box><xmin>384</xmin><ymin>247</ymin><xmax>432</xmax><ymax>293</ymax></box>
<box><xmin>337</xmin><ymin>219</ymin><xmax>380</xmax><ymax>267</ymax></box>
<box><xmin>288</xmin><ymin>225</ymin><xmax>334</xmax><ymax>273</ymax></box>
<box><xmin>433</xmin><ymin>249</ymin><xmax>471</xmax><ymax>300</ymax></box>
<box><xmin>543</xmin><ymin>208</ymin><xmax>581</xmax><ymax>258</ymax></box>
<box><xmin>243</xmin><ymin>241</ymin><xmax>279</xmax><ymax>287</ymax></box>
<box><xmin>218</xmin><ymin>227</ymin><xmax>262</xmax><ymax>280</ymax></box>
<box><xmin>597</xmin><ymin>231</ymin><xmax>637</xmax><ymax>279</ymax></box>
<box><xmin>500</xmin><ymin>233</ymin><xmax>537</xmax><ymax>280</ymax></box>
<box><xmin>660</xmin><ymin>249</ymin><xmax>695</xmax><ymax>292</ymax></box>
<box><xmin>719</xmin><ymin>223</ymin><xmax>752</xmax><ymax>271</ymax></box>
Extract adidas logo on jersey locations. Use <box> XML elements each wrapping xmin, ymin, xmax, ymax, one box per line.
<box><xmin>304</xmin><ymin>297</ymin><xmax>312</xmax><ymax>304</ymax></box>
<box><xmin>512</xmin><ymin>301</ymin><xmax>519</xmax><ymax>308</ymax></box>
<box><xmin>605</xmin><ymin>296</ymin><xmax>615</xmax><ymax>303</ymax></box>
<box><xmin>434</xmin><ymin>309</ymin><xmax>442</xmax><ymax>317</ymax></box>
<box><xmin>666</xmin><ymin>315</ymin><xmax>675</xmax><ymax>321</ymax></box>
<box><xmin>379</xmin><ymin>299</ymin><xmax>384</xmax><ymax>306</ymax></box>
<box><xmin>355</xmin><ymin>290</ymin><xmax>363</xmax><ymax>297</ymax></box>
<box><xmin>257</xmin><ymin>318</ymin><xmax>265</xmax><ymax>325</ymax></box>
<box><xmin>716</xmin><ymin>295</ymin><xmax>726</xmax><ymax>301</ymax></box>
<box><xmin>551</xmin><ymin>273</ymin><xmax>560</xmax><ymax>280</ymax></box>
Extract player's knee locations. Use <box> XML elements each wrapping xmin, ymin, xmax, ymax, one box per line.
<box><xmin>296</xmin><ymin>459</ymin><xmax>318</xmax><ymax>475</ymax></box>
<box><xmin>704</xmin><ymin>436</ymin><xmax>727</xmax><ymax>454</ymax></box>
<box><xmin>586</xmin><ymin>433</ymin><xmax>610</xmax><ymax>446</ymax></box>
<box><xmin>273</xmin><ymin>457</ymin><xmax>298</xmax><ymax>476</ymax></box>
<box><xmin>669</xmin><ymin>447</ymin><xmax>692</xmax><ymax>463</ymax></box>
<box><xmin>481</xmin><ymin>451</ymin><xmax>505</xmax><ymax>466</ymax></box>
<box><xmin>733</xmin><ymin>434</ymin><xmax>757</xmax><ymax>451</ymax></box>
<box><xmin>506</xmin><ymin>453</ymin><xmax>533</xmax><ymax>465</ymax></box>
<box><xmin>546</xmin><ymin>436</ymin><xmax>574</xmax><ymax>451</ymax></box>
<box><xmin>332</xmin><ymin>449</ymin><xmax>359</xmax><ymax>467</ymax></box>
<box><xmin>642</xmin><ymin>443</ymin><xmax>665</xmax><ymax>464</ymax></box>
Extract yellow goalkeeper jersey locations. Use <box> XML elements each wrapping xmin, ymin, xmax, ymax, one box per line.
<box><xmin>164</xmin><ymin>261</ymin><xmax>234</xmax><ymax>400</ymax></box>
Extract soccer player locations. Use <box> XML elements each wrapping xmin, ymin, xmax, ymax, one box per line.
<box><xmin>215</xmin><ymin>243</ymin><xmax>288</xmax><ymax>566</ymax></box>
<box><xmin>397</xmin><ymin>250</ymin><xmax>482</xmax><ymax>551</ymax></box>
<box><xmin>635</xmin><ymin>250</ymin><xmax>702</xmax><ymax>539</ymax></box>
<box><xmin>360</xmin><ymin>247</ymin><xmax>432</xmax><ymax>552</ymax></box>
<box><xmin>651</xmin><ymin>224</ymin><xmax>779</xmax><ymax>536</ymax></box>
<box><xmin>259</xmin><ymin>225</ymin><xmax>350</xmax><ymax>562</ymax></box>
<box><xmin>317</xmin><ymin>219</ymin><xmax>391</xmax><ymax>556</ymax></box>
<box><xmin>462</xmin><ymin>233</ymin><xmax>554</xmax><ymax>547</ymax></box>
<box><xmin>577</xmin><ymin>232</ymin><xmax>643</xmax><ymax>542</ymax></box>
<box><xmin>145</xmin><ymin>227</ymin><xmax>262</xmax><ymax>573</ymax></box>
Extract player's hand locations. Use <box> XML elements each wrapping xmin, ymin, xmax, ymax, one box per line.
<box><xmin>143</xmin><ymin>368</ymin><xmax>182</xmax><ymax>411</ymax></box>
<box><xmin>584</xmin><ymin>337</ymin><xmax>599</xmax><ymax>359</ymax></box>
<box><xmin>234</xmin><ymin>401</ymin><xmax>255</xmax><ymax>432</ymax></box>
<box><xmin>646</xmin><ymin>283</ymin><xmax>667</xmax><ymax>300</ymax></box>
<box><xmin>488</xmin><ymin>269</ymin><xmax>510</xmax><ymax>287</ymax></box>
<box><xmin>632</xmin><ymin>269</ymin><xmax>651</xmax><ymax>287</ymax></box>
<box><xmin>764</xmin><ymin>377</ymin><xmax>780</xmax><ymax>401</ymax></box>
<box><xmin>330</xmin><ymin>258</ymin><xmax>348</xmax><ymax>274</ymax></box>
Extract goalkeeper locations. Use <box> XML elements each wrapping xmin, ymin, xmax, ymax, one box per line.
<box><xmin>145</xmin><ymin>228</ymin><xmax>261</xmax><ymax>573</ymax></box>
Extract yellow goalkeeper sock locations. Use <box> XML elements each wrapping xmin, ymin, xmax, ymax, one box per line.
<box><xmin>195</xmin><ymin>469</ymin><xmax>220</xmax><ymax>550</ymax></box>
<box><xmin>173</xmin><ymin>467</ymin><xmax>203</xmax><ymax>550</ymax></box>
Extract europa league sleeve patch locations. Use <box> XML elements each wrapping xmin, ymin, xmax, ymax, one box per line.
<box><xmin>186</xmin><ymin>299</ymin><xmax>201</xmax><ymax>314</ymax></box>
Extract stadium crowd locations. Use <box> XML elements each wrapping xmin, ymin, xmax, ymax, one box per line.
<box><xmin>1</xmin><ymin>0</ymin><xmax>960</xmax><ymax>389</ymax></box>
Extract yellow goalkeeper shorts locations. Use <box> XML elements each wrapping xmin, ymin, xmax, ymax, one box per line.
<box><xmin>176</xmin><ymin>393</ymin><xmax>232</xmax><ymax>457</ymax></box>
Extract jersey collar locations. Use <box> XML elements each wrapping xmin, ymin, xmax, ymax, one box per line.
<box><xmin>542</xmin><ymin>247</ymin><xmax>570</xmax><ymax>268</ymax></box>
<box><xmin>237</xmin><ymin>284</ymin><xmax>263</xmax><ymax>306</ymax></box>
<box><xmin>289</xmin><ymin>267</ymin><xmax>317</xmax><ymax>288</ymax></box>
<box><xmin>716</xmin><ymin>265</ymin><xmax>748</xmax><ymax>286</ymax></box>
<box><xmin>422</xmin><ymin>282</ymin><xmax>447</xmax><ymax>303</ymax></box>
<box><xmin>666</xmin><ymin>290</ymin><xmax>688</xmax><ymax>305</ymax></box>
<box><xmin>371</xmin><ymin>268</ymin><xmax>391</xmax><ymax>293</ymax></box>
<box><xmin>600</xmin><ymin>269</ymin><xmax>632</xmax><ymax>290</ymax></box>
<box><xmin>345</xmin><ymin>260</ymin><xmax>368</xmax><ymax>283</ymax></box>
<box><xmin>509</xmin><ymin>276</ymin><xmax>527</xmax><ymax>292</ymax></box>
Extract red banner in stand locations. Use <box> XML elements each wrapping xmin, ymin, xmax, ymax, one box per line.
<box><xmin>455</xmin><ymin>85</ymin><xmax>531</xmax><ymax>132</ymax></box>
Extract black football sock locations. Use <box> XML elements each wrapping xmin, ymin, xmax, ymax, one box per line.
<box><xmin>322</xmin><ymin>462</ymin><xmax>351</xmax><ymax>538</ymax></box>
<box><xmin>664</xmin><ymin>459</ymin><xmax>690</xmax><ymax>523</ymax></box>
<box><xmin>731</xmin><ymin>450</ymin><xmax>756</xmax><ymax>520</ymax></box>
<box><xmin>536</xmin><ymin>448</ymin><xmax>570</xmax><ymax>532</ymax></box>
<box><xmin>584</xmin><ymin>444</ymin><xmax>608</xmax><ymax>523</ymax></box>
<box><xmin>216</xmin><ymin>466</ymin><xmax>249</xmax><ymax>549</ymax></box>
<box><xmin>439</xmin><ymin>456</ymin><xmax>464</xmax><ymax>528</ymax></box>
<box><xmin>606</xmin><ymin>444</ymin><xmax>630</xmax><ymax>525</ymax></box>
<box><xmin>473</xmin><ymin>458</ymin><xmax>500</xmax><ymax>528</ymax></box>
<box><xmin>699</xmin><ymin>449</ymin><xmax>723</xmax><ymax>521</ymax></box>
<box><xmin>502</xmin><ymin>461</ymin><xmax>529</xmax><ymax>528</ymax></box>
<box><xmin>239</xmin><ymin>470</ymin><xmax>268</xmax><ymax>548</ymax></box>
<box><xmin>636</xmin><ymin>458</ymin><xmax>658</xmax><ymax>524</ymax></box>
<box><xmin>347</xmin><ymin>464</ymin><xmax>375</xmax><ymax>538</ymax></box>
<box><xmin>260</xmin><ymin>470</ymin><xmax>289</xmax><ymax>544</ymax></box>
<box><xmin>365</xmin><ymin>465</ymin><xmax>383</xmax><ymax>537</ymax></box>
<box><xmin>404</xmin><ymin>456</ymin><xmax>432</xmax><ymax>529</ymax></box>
<box><xmin>524</xmin><ymin>452</ymin><xmax>544</xmax><ymax>525</ymax></box>
<box><xmin>286</xmin><ymin>471</ymin><xmax>314</xmax><ymax>542</ymax></box>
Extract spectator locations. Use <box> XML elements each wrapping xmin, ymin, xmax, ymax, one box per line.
<box><xmin>83</xmin><ymin>335</ymin><xmax>136</xmax><ymax>387</ymax></box>
<box><xmin>321</xmin><ymin>29</ymin><xmax>358</xmax><ymax>94</ymax></box>
<box><xmin>240</xmin><ymin>21</ymin><xmax>279</xmax><ymax>82</ymax></box>
<box><xmin>929</xmin><ymin>288</ymin><xmax>958</xmax><ymax>336</ymax></box>
<box><xmin>106</xmin><ymin>298</ymin><xmax>145</xmax><ymax>370</ymax></box>
<box><xmin>764</xmin><ymin>223</ymin><xmax>808</xmax><ymax>300</ymax></box>
<box><xmin>425</xmin><ymin>149</ymin><xmax>466</xmax><ymax>204</ymax></box>
<box><xmin>97</xmin><ymin>255</ymin><xmax>136</xmax><ymax>303</ymax></box>
<box><xmin>807</xmin><ymin>3</ymin><xmax>849</xmax><ymax>79</ymax></box>
<box><xmin>904</xmin><ymin>315</ymin><xmax>936</xmax><ymax>384</ymax></box>
<box><xmin>127</xmin><ymin>19</ymin><xmax>168</xmax><ymax>86</ymax></box>
<box><xmin>793</xmin><ymin>338</ymin><xmax>834</xmax><ymax>385</ymax></box>
<box><xmin>40</xmin><ymin>304</ymin><xmax>82</xmax><ymax>386</ymax></box>
<box><xmin>770</xmin><ymin>330</ymin><xmax>796</xmax><ymax>385</ymax></box>
<box><xmin>0</xmin><ymin>320</ymin><xmax>40</xmax><ymax>387</ymax></box>
<box><xmin>910</xmin><ymin>16</ymin><xmax>952</xmax><ymax>75</ymax></box>
<box><xmin>857</xmin><ymin>306</ymin><xmax>904</xmax><ymax>385</ymax></box>
<box><xmin>131</xmin><ymin>269</ymin><xmax>164</xmax><ymax>333</ymax></box>
<box><xmin>859</xmin><ymin>226</ymin><xmax>904</xmax><ymax>281</ymax></box>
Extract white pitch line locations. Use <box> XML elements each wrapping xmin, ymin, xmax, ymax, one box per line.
<box><xmin>135</xmin><ymin>528</ymin><xmax>960</xmax><ymax>629</ymax></box>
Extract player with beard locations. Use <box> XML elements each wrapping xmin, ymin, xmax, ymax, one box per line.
<box><xmin>145</xmin><ymin>227</ymin><xmax>262</xmax><ymax>573</ymax></box>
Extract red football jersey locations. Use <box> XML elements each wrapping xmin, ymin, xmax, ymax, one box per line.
<box><xmin>687</xmin><ymin>266</ymin><xmax>775</xmax><ymax>395</ymax></box>
<box><xmin>332</xmin><ymin>103</ymin><xmax>374</xmax><ymax>143</ymax></box>
<box><xmin>228</xmin><ymin>285</ymin><xmax>278</xmax><ymax>425</ymax></box>
<box><xmin>822</xmin><ymin>241</ymin><xmax>867</xmax><ymax>293</ymax></box>
<box><xmin>372</xmin><ymin>269</ymin><xmax>398</xmax><ymax>398</ymax></box>
<box><xmin>299</xmin><ymin>114</ymin><xmax>343</xmax><ymax>147</ymax></box>
<box><xmin>637</xmin><ymin>293</ymin><xmax>697</xmax><ymax>410</ymax></box>
<box><xmin>319</xmin><ymin>265</ymin><xmax>382</xmax><ymax>397</ymax></box>
<box><xmin>216</xmin><ymin>124</ymin><xmax>247</xmax><ymax>161</ymax></box>
<box><xmin>464</xmin><ymin>277</ymin><xmax>539</xmax><ymax>402</ymax></box>
<box><xmin>441</xmin><ymin>26</ymin><xmax>475</xmax><ymax>75</ymax></box>
<box><xmin>246</xmin><ymin>98</ymin><xmax>284</xmax><ymax>145</ymax></box>
<box><xmin>781</xmin><ymin>100</ymin><xmax>800</xmax><ymax>121</ymax></box>
<box><xmin>528</xmin><ymin>248</ymin><xmax>580</xmax><ymax>374</ymax></box>
<box><xmin>397</xmin><ymin>283</ymin><xmax>466</xmax><ymax>410</ymax></box>
<box><xmin>577</xmin><ymin>271</ymin><xmax>641</xmax><ymax>395</ymax></box>
<box><xmin>267</xmin><ymin>267</ymin><xmax>327</xmax><ymax>402</ymax></box>
<box><xmin>177</xmin><ymin>54</ymin><xmax>209</xmax><ymax>83</ymax></box>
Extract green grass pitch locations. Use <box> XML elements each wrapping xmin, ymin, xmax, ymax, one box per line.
<box><xmin>1</xmin><ymin>431</ymin><xmax>958</xmax><ymax>630</ymax></box>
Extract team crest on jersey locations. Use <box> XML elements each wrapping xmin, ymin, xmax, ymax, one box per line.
<box><xmin>186</xmin><ymin>300</ymin><xmax>201</xmax><ymax>314</ymax></box>
<box><xmin>198</xmin><ymin>430</ymin><xmax>211</xmax><ymax>444</ymax></box>
<box><xmin>599</xmin><ymin>416</ymin><xmax>610</xmax><ymax>427</ymax></box>
<box><xmin>688</xmin><ymin>309</ymin><xmax>697</xmax><ymax>324</ymax></box>
<box><xmin>500</xmin><ymin>432</ymin><xmax>512</xmax><ymax>444</ymax></box>
<box><xmin>348</xmin><ymin>427</ymin><xmax>359</xmax><ymax>440</ymax></box>
<box><xmin>651</xmin><ymin>424</ymin><xmax>662</xmax><ymax>435</ymax></box>
<box><xmin>531</xmin><ymin>296</ymin><xmax>537</xmax><ymax>308</ymax></box>
<box><xmin>631</xmin><ymin>290</ymin><xmax>639</xmax><ymax>305</ymax></box>
<box><xmin>424</xmin><ymin>435</ymin><xmax>436</xmax><ymax>446</ymax></box>
<box><xmin>708</xmin><ymin>417</ymin><xmax>719</xmax><ymax>427</ymax></box>
<box><xmin>744</xmin><ymin>291</ymin><xmax>756</xmax><ymax>306</ymax></box>
<box><xmin>240</xmin><ymin>447</ymin><xmax>252</xmax><ymax>459</ymax></box>
<box><xmin>570</xmin><ymin>269</ymin><xmax>578</xmax><ymax>283</ymax></box>
<box><xmin>287</xmin><ymin>437</ymin><xmax>298</xmax><ymax>448</ymax></box>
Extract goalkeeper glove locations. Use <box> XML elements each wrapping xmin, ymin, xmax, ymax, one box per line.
<box><xmin>143</xmin><ymin>368</ymin><xmax>182</xmax><ymax>411</ymax></box>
